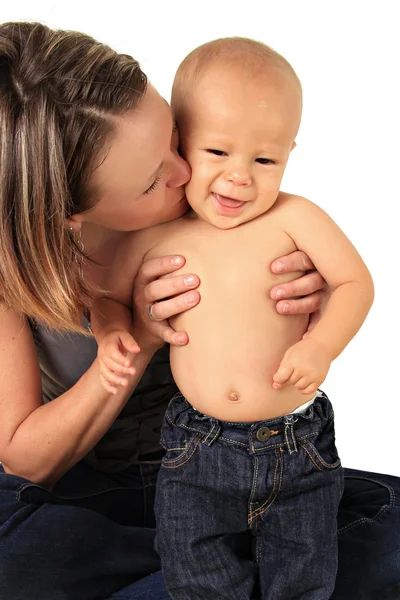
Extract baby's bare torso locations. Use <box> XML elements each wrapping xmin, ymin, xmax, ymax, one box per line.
<box><xmin>144</xmin><ymin>201</ymin><xmax>314</xmax><ymax>421</ymax></box>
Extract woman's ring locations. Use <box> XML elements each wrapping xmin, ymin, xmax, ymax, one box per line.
<box><xmin>148</xmin><ymin>303</ymin><xmax>162</xmax><ymax>321</ymax></box>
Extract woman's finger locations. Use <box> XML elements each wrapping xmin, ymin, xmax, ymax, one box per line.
<box><xmin>275</xmin><ymin>290</ymin><xmax>324</xmax><ymax>316</ymax></box>
<box><xmin>270</xmin><ymin>271</ymin><xmax>325</xmax><ymax>301</ymax></box>
<box><xmin>144</xmin><ymin>273</ymin><xmax>200</xmax><ymax>304</ymax></box>
<box><xmin>147</xmin><ymin>290</ymin><xmax>200</xmax><ymax>322</ymax></box>
<box><xmin>135</xmin><ymin>255</ymin><xmax>186</xmax><ymax>288</ymax></box>
<box><xmin>156</xmin><ymin>322</ymin><xmax>189</xmax><ymax>346</ymax></box>
<box><xmin>270</xmin><ymin>250</ymin><xmax>316</xmax><ymax>275</ymax></box>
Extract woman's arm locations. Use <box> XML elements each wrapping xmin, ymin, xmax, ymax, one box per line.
<box><xmin>0</xmin><ymin>256</ymin><xmax>201</xmax><ymax>489</ymax></box>
<box><xmin>0</xmin><ymin>305</ymin><xmax>155</xmax><ymax>489</ymax></box>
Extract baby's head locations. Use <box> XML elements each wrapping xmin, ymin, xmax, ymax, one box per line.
<box><xmin>172</xmin><ymin>38</ymin><xmax>302</xmax><ymax>229</ymax></box>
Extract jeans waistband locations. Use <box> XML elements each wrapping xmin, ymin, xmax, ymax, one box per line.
<box><xmin>165</xmin><ymin>391</ymin><xmax>333</xmax><ymax>455</ymax></box>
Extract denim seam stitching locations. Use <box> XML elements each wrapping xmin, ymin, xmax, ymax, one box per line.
<box><xmin>301</xmin><ymin>440</ymin><xmax>341</xmax><ymax>472</ymax></box>
<box><xmin>248</xmin><ymin>455</ymin><xmax>259</xmax><ymax>523</ymax></box>
<box><xmin>219</xmin><ymin>436</ymin><xmax>247</xmax><ymax>446</ymax></box>
<box><xmin>161</xmin><ymin>436</ymin><xmax>200</xmax><ymax>469</ymax></box>
<box><xmin>249</xmin><ymin>448</ymin><xmax>283</xmax><ymax>522</ymax></box>
<box><xmin>251</xmin><ymin>448</ymin><xmax>283</xmax><ymax>520</ymax></box>
<box><xmin>217</xmin><ymin>430</ymin><xmax>321</xmax><ymax>451</ymax></box>
<box><xmin>338</xmin><ymin>504</ymin><xmax>391</xmax><ymax>536</ymax></box>
<box><xmin>343</xmin><ymin>475</ymin><xmax>396</xmax><ymax>507</ymax></box>
<box><xmin>253</xmin><ymin>430</ymin><xmax>321</xmax><ymax>453</ymax></box>
<box><xmin>208</xmin><ymin>424</ymin><xmax>221</xmax><ymax>446</ymax></box>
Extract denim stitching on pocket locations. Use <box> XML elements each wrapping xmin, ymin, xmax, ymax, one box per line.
<box><xmin>301</xmin><ymin>439</ymin><xmax>341</xmax><ymax>472</ymax></box>
<box><xmin>338</xmin><ymin>475</ymin><xmax>395</xmax><ymax>536</ymax></box>
<box><xmin>161</xmin><ymin>435</ymin><xmax>200</xmax><ymax>470</ymax></box>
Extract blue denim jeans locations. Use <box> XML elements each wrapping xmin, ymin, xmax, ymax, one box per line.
<box><xmin>154</xmin><ymin>392</ymin><xmax>344</xmax><ymax>599</ymax></box>
<box><xmin>1</xmin><ymin>444</ymin><xmax>400</xmax><ymax>599</ymax></box>
<box><xmin>0</xmin><ymin>458</ymin><xmax>161</xmax><ymax>600</ymax></box>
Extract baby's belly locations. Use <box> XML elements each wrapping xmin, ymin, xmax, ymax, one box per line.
<box><xmin>169</xmin><ymin>292</ymin><xmax>315</xmax><ymax>422</ymax></box>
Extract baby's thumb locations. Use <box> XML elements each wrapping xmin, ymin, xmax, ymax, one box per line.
<box><xmin>120</xmin><ymin>332</ymin><xmax>140</xmax><ymax>354</ymax></box>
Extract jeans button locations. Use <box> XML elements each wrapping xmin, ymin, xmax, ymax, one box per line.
<box><xmin>256</xmin><ymin>426</ymin><xmax>271</xmax><ymax>442</ymax></box>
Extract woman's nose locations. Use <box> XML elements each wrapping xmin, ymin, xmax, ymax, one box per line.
<box><xmin>167</xmin><ymin>153</ymin><xmax>191</xmax><ymax>188</ymax></box>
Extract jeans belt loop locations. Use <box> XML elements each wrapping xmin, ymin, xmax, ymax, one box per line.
<box><xmin>201</xmin><ymin>420</ymin><xmax>221</xmax><ymax>447</ymax></box>
<box><xmin>283</xmin><ymin>414</ymin><xmax>298</xmax><ymax>454</ymax></box>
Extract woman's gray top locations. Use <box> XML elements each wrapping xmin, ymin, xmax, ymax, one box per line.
<box><xmin>30</xmin><ymin>318</ymin><xmax>177</xmax><ymax>472</ymax></box>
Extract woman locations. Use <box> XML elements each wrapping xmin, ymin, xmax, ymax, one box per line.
<box><xmin>0</xmin><ymin>22</ymin><xmax>398</xmax><ymax>600</ymax></box>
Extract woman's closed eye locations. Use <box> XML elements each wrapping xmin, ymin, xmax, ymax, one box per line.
<box><xmin>143</xmin><ymin>173</ymin><xmax>162</xmax><ymax>195</ymax></box>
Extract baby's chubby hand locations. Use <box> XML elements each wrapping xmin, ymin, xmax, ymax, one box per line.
<box><xmin>98</xmin><ymin>330</ymin><xmax>141</xmax><ymax>395</ymax></box>
<box><xmin>272</xmin><ymin>338</ymin><xmax>333</xmax><ymax>395</ymax></box>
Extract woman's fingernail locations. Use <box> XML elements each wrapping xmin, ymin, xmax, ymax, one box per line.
<box><xmin>177</xmin><ymin>333</ymin><xmax>187</xmax><ymax>344</ymax></box>
<box><xmin>282</xmin><ymin>303</ymin><xmax>291</xmax><ymax>313</ymax></box>
<box><xmin>171</xmin><ymin>256</ymin><xmax>183</xmax><ymax>266</ymax></box>
<box><xmin>275</xmin><ymin>288</ymin><xmax>285</xmax><ymax>299</ymax></box>
<box><xmin>184</xmin><ymin>275</ymin><xmax>195</xmax><ymax>286</ymax></box>
<box><xmin>186</xmin><ymin>291</ymin><xmax>197</xmax><ymax>304</ymax></box>
<box><xmin>275</xmin><ymin>261</ymin><xmax>285</xmax><ymax>272</ymax></box>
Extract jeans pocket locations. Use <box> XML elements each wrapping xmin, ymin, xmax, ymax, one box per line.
<box><xmin>160</xmin><ymin>432</ymin><xmax>201</xmax><ymax>470</ymax></box>
<box><xmin>300</xmin><ymin>413</ymin><xmax>341</xmax><ymax>473</ymax></box>
<box><xmin>301</xmin><ymin>438</ymin><xmax>342</xmax><ymax>472</ymax></box>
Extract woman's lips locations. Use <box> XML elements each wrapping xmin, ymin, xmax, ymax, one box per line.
<box><xmin>213</xmin><ymin>193</ymin><xmax>245</xmax><ymax>212</ymax></box>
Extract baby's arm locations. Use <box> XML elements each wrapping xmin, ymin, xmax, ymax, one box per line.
<box><xmin>91</xmin><ymin>232</ymin><xmax>152</xmax><ymax>394</ymax></box>
<box><xmin>273</xmin><ymin>195</ymin><xmax>374</xmax><ymax>394</ymax></box>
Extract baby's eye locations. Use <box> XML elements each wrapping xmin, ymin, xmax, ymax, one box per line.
<box><xmin>206</xmin><ymin>149</ymin><xmax>227</xmax><ymax>156</ymax></box>
<box><xmin>256</xmin><ymin>158</ymin><xmax>275</xmax><ymax>165</ymax></box>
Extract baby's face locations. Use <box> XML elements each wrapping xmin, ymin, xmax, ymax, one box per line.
<box><xmin>178</xmin><ymin>67</ymin><xmax>300</xmax><ymax>230</ymax></box>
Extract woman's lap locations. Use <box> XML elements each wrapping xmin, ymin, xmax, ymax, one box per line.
<box><xmin>0</xmin><ymin>463</ymin><xmax>399</xmax><ymax>600</ymax></box>
<box><xmin>333</xmin><ymin>468</ymin><xmax>400</xmax><ymax>599</ymax></box>
<box><xmin>0</xmin><ymin>461</ymin><xmax>161</xmax><ymax>600</ymax></box>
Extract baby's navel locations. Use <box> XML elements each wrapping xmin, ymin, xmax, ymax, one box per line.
<box><xmin>228</xmin><ymin>390</ymin><xmax>240</xmax><ymax>402</ymax></box>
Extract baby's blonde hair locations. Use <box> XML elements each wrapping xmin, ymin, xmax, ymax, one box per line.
<box><xmin>172</xmin><ymin>37</ymin><xmax>302</xmax><ymax>119</ymax></box>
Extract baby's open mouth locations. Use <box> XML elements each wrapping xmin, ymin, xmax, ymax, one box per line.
<box><xmin>213</xmin><ymin>193</ymin><xmax>245</xmax><ymax>210</ymax></box>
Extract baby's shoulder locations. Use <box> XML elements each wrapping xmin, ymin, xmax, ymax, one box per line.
<box><xmin>273</xmin><ymin>191</ymin><xmax>315</xmax><ymax>213</ymax></box>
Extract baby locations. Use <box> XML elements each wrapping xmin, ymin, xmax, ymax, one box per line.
<box><xmin>92</xmin><ymin>38</ymin><xmax>374</xmax><ymax>600</ymax></box>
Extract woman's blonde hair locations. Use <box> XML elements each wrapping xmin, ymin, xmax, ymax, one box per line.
<box><xmin>0</xmin><ymin>22</ymin><xmax>148</xmax><ymax>332</ymax></box>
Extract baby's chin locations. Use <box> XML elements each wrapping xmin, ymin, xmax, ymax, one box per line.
<box><xmin>189</xmin><ymin>207</ymin><xmax>251</xmax><ymax>230</ymax></box>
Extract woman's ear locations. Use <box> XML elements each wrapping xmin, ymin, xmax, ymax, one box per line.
<box><xmin>65</xmin><ymin>216</ymin><xmax>83</xmax><ymax>233</ymax></box>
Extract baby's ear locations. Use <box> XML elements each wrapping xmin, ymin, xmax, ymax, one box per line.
<box><xmin>291</xmin><ymin>141</ymin><xmax>297</xmax><ymax>151</ymax></box>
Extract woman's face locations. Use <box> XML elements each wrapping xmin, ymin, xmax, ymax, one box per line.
<box><xmin>80</xmin><ymin>85</ymin><xmax>191</xmax><ymax>232</ymax></box>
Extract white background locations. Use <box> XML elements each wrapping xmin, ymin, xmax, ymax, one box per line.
<box><xmin>2</xmin><ymin>1</ymin><xmax>399</xmax><ymax>475</ymax></box>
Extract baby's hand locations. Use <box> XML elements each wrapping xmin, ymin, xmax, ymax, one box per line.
<box><xmin>98</xmin><ymin>330</ymin><xmax>140</xmax><ymax>395</ymax></box>
<box><xmin>272</xmin><ymin>338</ymin><xmax>332</xmax><ymax>395</ymax></box>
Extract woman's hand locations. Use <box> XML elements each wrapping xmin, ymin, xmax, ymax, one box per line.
<box><xmin>270</xmin><ymin>251</ymin><xmax>330</xmax><ymax>337</ymax></box>
<box><xmin>132</xmin><ymin>255</ymin><xmax>200</xmax><ymax>348</ymax></box>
